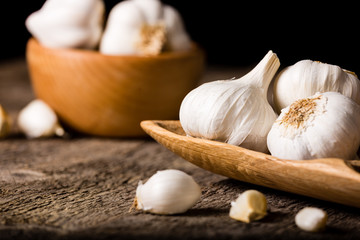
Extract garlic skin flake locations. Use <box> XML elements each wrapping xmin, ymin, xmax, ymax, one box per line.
<box><xmin>17</xmin><ymin>100</ymin><xmax>65</xmax><ymax>139</ymax></box>
<box><xmin>179</xmin><ymin>51</ymin><xmax>280</xmax><ymax>153</ymax></box>
<box><xmin>0</xmin><ymin>105</ymin><xmax>11</xmax><ymax>138</ymax></box>
<box><xmin>267</xmin><ymin>92</ymin><xmax>360</xmax><ymax>160</ymax></box>
<box><xmin>26</xmin><ymin>0</ymin><xmax>105</xmax><ymax>49</ymax></box>
<box><xmin>229</xmin><ymin>190</ymin><xmax>267</xmax><ymax>223</ymax></box>
<box><xmin>135</xmin><ymin>169</ymin><xmax>201</xmax><ymax>215</ymax></box>
<box><xmin>273</xmin><ymin>60</ymin><xmax>360</xmax><ymax>112</ymax></box>
<box><xmin>100</xmin><ymin>0</ymin><xmax>192</xmax><ymax>55</ymax></box>
<box><xmin>295</xmin><ymin>207</ymin><xmax>327</xmax><ymax>232</ymax></box>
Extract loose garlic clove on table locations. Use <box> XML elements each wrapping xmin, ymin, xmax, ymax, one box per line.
<box><xmin>17</xmin><ymin>99</ymin><xmax>65</xmax><ymax>139</ymax></box>
<box><xmin>295</xmin><ymin>207</ymin><xmax>327</xmax><ymax>232</ymax></box>
<box><xmin>134</xmin><ymin>169</ymin><xmax>201</xmax><ymax>215</ymax></box>
<box><xmin>229</xmin><ymin>190</ymin><xmax>267</xmax><ymax>223</ymax></box>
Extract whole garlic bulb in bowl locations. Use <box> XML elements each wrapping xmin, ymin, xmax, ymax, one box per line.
<box><xmin>100</xmin><ymin>0</ymin><xmax>192</xmax><ymax>56</ymax></box>
<box><xmin>25</xmin><ymin>0</ymin><xmax>204</xmax><ymax>137</ymax></box>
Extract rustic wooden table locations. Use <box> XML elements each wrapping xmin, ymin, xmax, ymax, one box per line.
<box><xmin>0</xmin><ymin>59</ymin><xmax>360</xmax><ymax>240</ymax></box>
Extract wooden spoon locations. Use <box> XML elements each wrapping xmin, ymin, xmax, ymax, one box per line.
<box><xmin>141</xmin><ymin>120</ymin><xmax>360</xmax><ymax>208</ymax></box>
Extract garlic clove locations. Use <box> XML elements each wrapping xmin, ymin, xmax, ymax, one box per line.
<box><xmin>179</xmin><ymin>51</ymin><xmax>279</xmax><ymax>153</ymax></box>
<box><xmin>0</xmin><ymin>105</ymin><xmax>11</xmax><ymax>138</ymax></box>
<box><xmin>273</xmin><ymin>60</ymin><xmax>360</xmax><ymax>113</ymax></box>
<box><xmin>17</xmin><ymin>99</ymin><xmax>65</xmax><ymax>139</ymax></box>
<box><xmin>134</xmin><ymin>169</ymin><xmax>201</xmax><ymax>215</ymax></box>
<box><xmin>229</xmin><ymin>190</ymin><xmax>267</xmax><ymax>223</ymax></box>
<box><xmin>267</xmin><ymin>92</ymin><xmax>360</xmax><ymax>160</ymax></box>
<box><xmin>295</xmin><ymin>207</ymin><xmax>327</xmax><ymax>232</ymax></box>
<box><xmin>26</xmin><ymin>0</ymin><xmax>105</xmax><ymax>49</ymax></box>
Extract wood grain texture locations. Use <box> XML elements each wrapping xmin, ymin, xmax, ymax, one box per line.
<box><xmin>26</xmin><ymin>38</ymin><xmax>204</xmax><ymax>137</ymax></box>
<box><xmin>2</xmin><ymin>59</ymin><xmax>360</xmax><ymax>240</ymax></box>
<box><xmin>140</xmin><ymin>120</ymin><xmax>360</xmax><ymax>208</ymax></box>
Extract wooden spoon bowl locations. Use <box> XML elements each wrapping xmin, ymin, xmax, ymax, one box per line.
<box><xmin>141</xmin><ymin>120</ymin><xmax>360</xmax><ymax>208</ymax></box>
<box><xmin>26</xmin><ymin>38</ymin><xmax>204</xmax><ymax>136</ymax></box>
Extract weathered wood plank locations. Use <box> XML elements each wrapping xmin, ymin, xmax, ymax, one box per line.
<box><xmin>0</xmin><ymin>59</ymin><xmax>360</xmax><ymax>239</ymax></box>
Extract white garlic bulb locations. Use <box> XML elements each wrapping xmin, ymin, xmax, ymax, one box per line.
<box><xmin>179</xmin><ymin>51</ymin><xmax>280</xmax><ymax>153</ymax></box>
<box><xmin>273</xmin><ymin>60</ymin><xmax>360</xmax><ymax>112</ymax></box>
<box><xmin>0</xmin><ymin>105</ymin><xmax>11</xmax><ymax>138</ymax></box>
<box><xmin>267</xmin><ymin>92</ymin><xmax>360</xmax><ymax>160</ymax></box>
<box><xmin>135</xmin><ymin>169</ymin><xmax>201</xmax><ymax>215</ymax></box>
<box><xmin>26</xmin><ymin>0</ymin><xmax>105</xmax><ymax>49</ymax></box>
<box><xmin>17</xmin><ymin>99</ymin><xmax>65</xmax><ymax>139</ymax></box>
<box><xmin>229</xmin><ymin>190</ymin><xmax>267</xmax><ymax>223</ymax></box>
<box><xmin>100</xmin><ymin>0</ymin><xmax>192</xmax><ymax>56</ymax></box>
<box><xmin>295</xmin><ymin>207</ymin><xmax>327</xmax><ymax>232</ymax></box>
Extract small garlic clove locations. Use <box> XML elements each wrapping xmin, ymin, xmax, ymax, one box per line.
<box><xmin>0</xmin><ymin>105</ymin><xmax>11</xmax><ymax>138</ymax></box>
<box><xmin>17</xmin><ymin>99</ymin><xmax>65</xmax><ymax>139</ymax></box>
<box><xmin>295</xmin><ymin>207</ymin><xmax>327</xmax><ymax>232</ymax></box>
<box><xmin>229</xmin><ymin>190</ymin><xmax>267</xmax><ymax>223</ymax></box>
<box><xmin>134</xmin><ymin>169</ymin><xmax>201</xmax><ymax>215</ymax></box>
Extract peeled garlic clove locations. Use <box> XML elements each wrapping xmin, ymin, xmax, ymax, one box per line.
<box><xmin>134</xmin><ymin>169</ymin><xmax>201</xmax><ymax>215</ymax></box>
<box><xmin>267</xmin><ymin>92</ymin><xmax>360</xmax><ymax>160</ymax></box>
<box><xmin>295</xmin><ymin>207</ymin><xmax>327</xmax><ymax>232</ymax></box>
<box><xmin>273</xmin><ymin>60</ymin><xmax>360</xmax><ymax>112</ymax></box>
<box><xmin>0</xmin><ymin>105</ymin><xmax>11</xmax><ymax>138</ymax></box>
<box><xmin>229</xmin><ymin>190</ymin><xmax>267</xmax><ymax>223</ymax></box>
<box><xmin>180</xmin><ymin>51</ymin><xmax>279</xmax><ymax>153</ymax></box>
<box><xmin>100</xmin><ymin>0</ymin><xmax>191</xmax><ymax>56</ymax></box>
<box><xmin>17</xmin><ymin>99</ymin><xmax>65</xmax><ymax>139</ymax></box>
<box><xmin>26</xmin><ymin>0</ymin><xmax>105</xmax><ymax>49</ymax></box>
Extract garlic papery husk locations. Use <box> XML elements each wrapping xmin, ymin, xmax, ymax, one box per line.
<box><xmin>25</xmin><ymin>0</ymin><xmax>105</xmax><ymax>49</ymax></box>
<box><xmin>0</xmin><ymin>105</ymin><xmax>11</xmax><ymax>138</ymax></box>
<box><xmin>17</xmin><ymin>100</ymin><xmax>65</xmax><ymax>139</ymax></box>
<box><xmin>99</xmin><ymin>0</ymin><xmax>192</xmax><ymax>56</ymax></box>
<box><xmin>179</xmin><ymin>51</ymin><xmax>280</xmax><ymax>153</ymax></box>
<box><xmin>134</xmin><ymin>169</ymin><xmax>201</xmax><ymax>215</ymax></box>
<box><xmin>267</xmin><ymin>92</ymin><xmax>360</xmax><ymax>160</ymax></box>
<box><xmin>272</xmin><ymin>60</ymin><xmax>360</xmax><ymax>112</ymax></box>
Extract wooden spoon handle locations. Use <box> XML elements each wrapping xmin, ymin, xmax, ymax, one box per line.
<box><xmin>141</xmin><ymin>120</ymin><xmax>360</xmax><ymax>208</ymax></box>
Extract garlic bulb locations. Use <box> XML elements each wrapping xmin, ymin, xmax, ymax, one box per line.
<box><xmin>100</xmin><ymin>0</ymin><xmax>192</xmax><ymax>55</ymax></box>
<box><xmin>295</xmin><ymin>207</ymin><xmax>327</xmax><ymax>232</ymax></box>
<box><xmin>267</xmin><ymin>92</ymin><xmax>360</xmax><ymax>160</ymax></box>
<box><xmin>17</xmin><ymin>99</ymin><xmax>65</xmax><ymax>139</ymax></box>
<box><xmin>273</xmin><ymin>60</ymin><xmax>360</xmax><ymax>112</ymax></box>
<box><xmin>229</xmin><ymin>190</ymin><xmax>267</xmax><ymax>223</ymax></box>
<box><xmin>26</xmin><ymin>0</ymin><xmax>104</xmax><ymax>49</ymax></box>
<box><xmin>179</xmin><ymin>51</ymin><xmax>280</xmax><ymax>153</ymax></box>
<box><xmin>134</xmin><ymin>169</ymin><xmax>201</xmax><ymax>215</ymax></box>
<box><xmin>0</xmin><ymin>105</ymin><xmax>11</xmax><ymax>138</ymax></box>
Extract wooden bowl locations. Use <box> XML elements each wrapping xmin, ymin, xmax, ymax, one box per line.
<box><xmin>26</xmin><ymin>38</ymin><xmax>204</xmax><ymax>137</ymax></box>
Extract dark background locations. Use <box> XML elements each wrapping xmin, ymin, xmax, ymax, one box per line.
<box><xmin>1</xmin><ymin>1</ymin><xmax>359</xmax><ymax>72</ymax></box>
